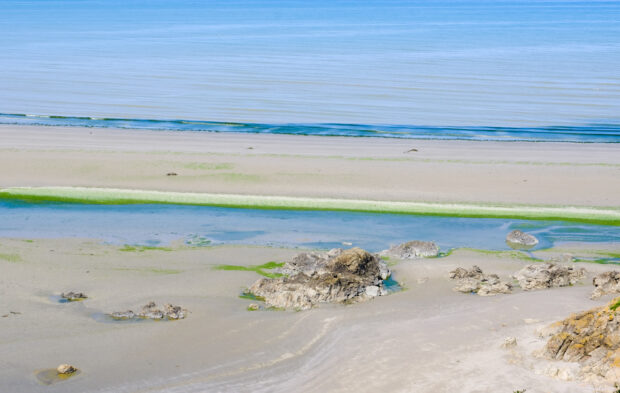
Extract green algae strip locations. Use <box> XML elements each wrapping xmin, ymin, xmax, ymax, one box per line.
<box><xmin>214</xmin><ymin>261</ymin><xmax>285</xmax><ymax>278</ymax></box>
<box><xmin>1</xmin><ymin>186</ymin><xmax>620</xmax><ymax>225</ymax></box>
<box><xmin>119</xmin><ymin>245</ymin><xmax>173</xmax><ymax>252</ymax></box>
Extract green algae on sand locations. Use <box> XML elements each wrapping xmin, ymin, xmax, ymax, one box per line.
<box><xmin>1</xmin><ymin>186</ymin><xmax>620</xmax><ymax>225</ymax></box>
<box><xmin>215</xmin><ymin>261</ymin><xmax>285</xmax><ymax>278</ymax></box>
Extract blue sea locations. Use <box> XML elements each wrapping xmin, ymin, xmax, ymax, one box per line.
<box><xmin>1</xmin><ymin>0</ymin><xmax>620</xmax><ymax>141</ymax></box>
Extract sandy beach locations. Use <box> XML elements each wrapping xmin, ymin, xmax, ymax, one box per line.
<box><xmin>1</xmin><ymin>238</ymin><xmax>619</xmax><ymax>393</ymax></box>
<box><xmin>2</xmin><ymin>125</ymin><xmax>620</xmax><ymax>207</ymax></box>
<box><xmin>1</xmin><ymin>125</ymin><xmax>620</xmax><ymax>392</ymax></box>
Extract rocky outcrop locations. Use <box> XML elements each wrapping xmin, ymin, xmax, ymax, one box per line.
<box><xmin>60</xmin><ymin>291</ymin><xmax>87</xmax><ymax>302</ymax></box>
<box><xmin>512</xmin><ymin>263</ymin><xmax>585</xmax><ymax>290</ymax></box>
<box><xmin>249</xmin><ymin>248</ymin><xmax>391</xmax><ymax>310</ymax></box>
<box><xmin>109</xmin><ymin>302</ymin><xmax>186</xmax><ymax>320</ymax></box>
<box><xmin>506</xmin><ymin>229</ymin><xmax>539</xmax><ymax>249</ymax></box>
<box><xmin>449</xmin><ymin>265</ymin><xmax>512</xmax><ymax>296</ymax></box>
<box><xmin>380</xmin><ymin>240</ymin><xmax>439</xmax><ymax>259</ymax></box>
<box><xmin>591</xmin><ymin>271</ymin><xmax>620</xmax><ymax>300</ymax></box>
<box><xmin>541</xmin><ymin>297</ymin><xmax>620</xmax><ymax>385</ymax></box>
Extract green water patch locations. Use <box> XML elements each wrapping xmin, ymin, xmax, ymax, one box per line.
<box><xmin>186</xmin><ymin>235</ymin><xmax>212</xmax><ymax>247</ymax></box>
<box><xmin>2</xmin><ymin>186</ymin><xmax>619</xmax><ymax>226</ymax></box>
<box><xmin>119</xmin><ymin>245</ymin><xmax>173</xmax><ymax>252</ymax></box>
<box><xmin>214</xmin><ymin>261</ymin><xmax>285</xmax><ymax>278</ymax></box>
<box><xmin>610</xmin><ymin>299</ymin><xmax>620</xmax><ymax>312</ymax></box>
<box><xmin>0</xmin><ymin>253</ymin><xmax>22</xmax><ymax>262</ymax></box>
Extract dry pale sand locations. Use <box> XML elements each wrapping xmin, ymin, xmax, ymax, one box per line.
<box><xmin>1</xmin><ymin>125</ymin><xmax>620</xmax><ymax>206</ymax></box>
<box><xmin>1</xmin><ymin>238</ymin><xmax>619</xmax><ymax>393</ymax></box>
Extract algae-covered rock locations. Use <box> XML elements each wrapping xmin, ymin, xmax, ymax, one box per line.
<box><xmin>248</xmin><ymin>247</ymin><xmax>391</xmax><ymax>310</ymax></box>
<box><xmin>60</xmin><ymin>291</ymin><xmax>87</xmax><ymax>301</ymax></box>
<box><xmin>512</xmin><ymin>263</ymin><xmax>585</xmax><ymax>291</ymax></box>
<box><xmin>506</xmin><ymin>229</ymin><xmax>538</xmax><ymax>249</ymax></box>
<box><xmin>591</xmin><ymin>271</ymin><xmax>620</xmax><ymax>300</ymax></box>
<box><xmin>449</xmin><ymin>265</ymin><xmax>512</xmax><ymax>296</ymax></box>
<box><xmin>380</xmin><ymin>240</ymin><xmax>439</xmax><ymax>259</ymax></box>
<box><xmin>541</xmin><ymin>297</ymin><xmax>620</xmax><ymax>385</ymax></box>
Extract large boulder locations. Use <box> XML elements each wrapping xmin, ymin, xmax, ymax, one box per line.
<box><xmin>541</xmin><ymin>297</ymin><xmax>620</xmax><ymax>385</ymax></box>
<box><xmin>591</xmin><ymin>271</ymin><xmax>620</xmax><ymax>300</ymax></box>
<box><xmin>449</xmin><ymin>265</ymin><xmax>512</xmax><ymax>296</ymax></box>
<box><xmin>512</xmin><ymin>263</ymin><xmax>585</xmax><ymax>290</ymax></box>
<box><xmin>249</xmin><ymin>248</ymin><xmax>391</xmax><ymax>310</ymax></box>
<box><xmin>506</xmin><ymin>229</ymin><xmax>538</xmax><ymax>249</ymax></box>
<box><xmin>380</xmin><ymin>240</ymin><xmax>439</xmax><ymax>259</ymax></box>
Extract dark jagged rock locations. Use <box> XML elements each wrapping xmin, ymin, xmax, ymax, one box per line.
<box><xmin>512</xmin><ymin>263</ymin><xmax>586</xmax><ymax>290</ymax></box>
<box><xmin>449</xmin><ymin>265</ymin><xmax>512</xmax><ymax>296</ymax></box>
<box><xmin>541</xmin><ymin>297</ymin><xmax>620</xmax><ymax>385</ymax></box>
<box><xmin>591</xmin><ymin>271</ymin><xmax>620</xmax><ymax>300</ymax></box>
<box><xmin>380</xmin><ymin>240</ymin><xmax>439</xmax><ymax>259</ymax></box>
<box><xmin>249</xmin><ymin>247</ymin><xmax>391</xmax><ymax>310</ymax></box>
<box><xmin>506</xmin><ymin>229</ymin><xmax>538</xmax><ymax>249</ymax></box>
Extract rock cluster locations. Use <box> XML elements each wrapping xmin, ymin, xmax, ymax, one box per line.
<box><xmin>249</xmin><ymin>247</ymin><xmax>391</xmax><ymax>310</ymax></box>
<box><xmin>109</xmin><ymin>302</ymin><xmax>186</xmax><ymax>320</ymax></box>
<box><xmin>61</xmin><ymin>291</ymin><xmax>87</xmax><ymax>301</ymax></box>
<box><xmin>591</xmin><ymin>271</ymin><xmax>620</xmax><ymax>300</ymax></box>
<box><xmin>380</xmin><ymin>240</ymin><xmax>439</xmax><ymax>259</ymax></box>
<box><xmin>512</xmin><ymin>263</ymin><xmax>585</xmax><ymax>291</ymax></box>
<box><xmin>506</xmin><ymin>229</ymin><xmax>539</xmax><ymax>249</ymax></box>
<box><xmin>541</xmin><ymin>297</ymin><xmax>620</xmax><ymax>384</ymax></box>
<box><xmin>448</xmin><ymin>265</ymin><xmax>512</xmax><ymax>296</ymax></box>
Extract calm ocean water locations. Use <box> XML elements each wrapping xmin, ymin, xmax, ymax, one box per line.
<box><xmin>1</xmin><ymin>1</ymin><xmax>620</xmax><ymax>140</ymax></box>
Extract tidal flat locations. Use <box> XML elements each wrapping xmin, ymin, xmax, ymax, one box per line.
<box><xmin>1</xmin><ymin>238</ymin><xmax>619</xmax><ymax>392</ymax></box>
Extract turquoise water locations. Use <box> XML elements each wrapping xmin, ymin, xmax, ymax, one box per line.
<box><xmin>2</xmin><ymin>200</ymin><xmax>619</xmax><ymax>252</ymax></box>
<box><xmin>1</xmin><ymin>0</ymin><xmax>619</xmax><ymax>132</ymax></box>
<box><xmin>1</xmin><ymin>113</ymin><xmax>619</xmax><ymax>142</ymax></box>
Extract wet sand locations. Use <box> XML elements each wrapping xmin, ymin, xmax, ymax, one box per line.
<box><xmin>1</xmin><ymin>238</ymin><xmax>619</xmax><ymax>392</ymax></box>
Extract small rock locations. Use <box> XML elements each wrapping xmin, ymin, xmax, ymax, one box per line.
<box><xmin>380</xmin><ymin>240</ymin><xmax>439</xmax><ymax>259</ymax></box>
<box><xmin>56</xmin><ymin>364</ymin><xmax>76</xmax><ymax>375</ymax></box>
<box><xmin>61</xmin><ymin>291</ymin><xmax>87</xmax><ymax>301</ymax></box>
<box><xmin>109</xmin><ymin>302</ymin><xmax>187</xmax><ymax>321</ymax></box>
<box><xmin>247</xmin><ymin>303</ymin><xmax>260</xmax><ymax>311</ymax></box>
<box><xmin>501</xmin><ymin>337</ymin><xmax>517</xmax><ymax>349</ymax></box>
<box><xmin>166</xmin><ymin>172</ymin><xmax>178</xmax><ymax>176</ymax></box>
<box><xmin>109</xmin><ymin>310</ymin><xmax>135</xmax><ymax>320</ymax></box>
<box><xmin>591</xmin><ymin>271</ymin><xmax>620</xmax><ymax>299</ymax></box>
<box><xmin>416</xmin><ymin>277</ymin><xmax>429</xmax><ymax>284</ymax></box>
<box><xmin>449</xmin><ymin>265</ymin><xmax>512</xmax><ymax>296</ymax></box>
<box><xmin>506</xmin><ymin>229</ymin><xmax>538</xmax><ymax>249</ymax></box>
<box><xmin>512</xmin><ymin>263</ymin><xmax>586</xmax><ymax>290</ymax></box>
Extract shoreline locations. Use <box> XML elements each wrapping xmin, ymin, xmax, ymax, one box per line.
<box><xmin>2</xmin><ymin>113</ymin><xmax>619</xmax><ymax>143</ymax></box>
<box><xmin>2</xmin><ymin>186</ymin><xmax>620</xmax><ymax>225</ymax></box>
